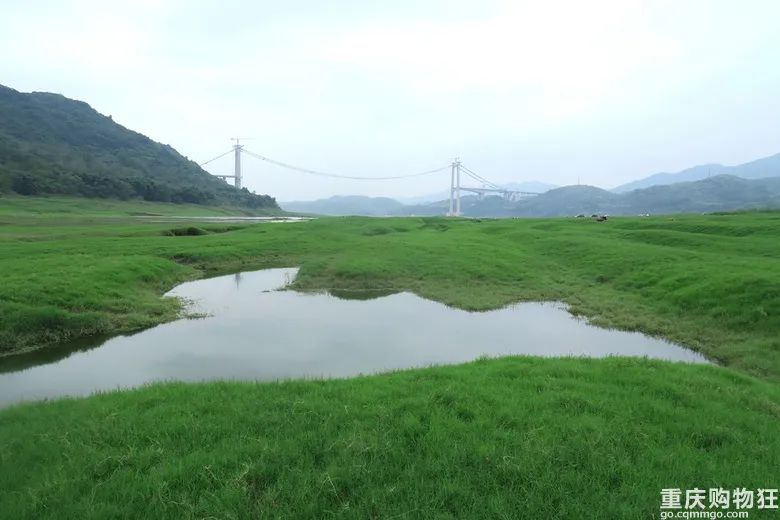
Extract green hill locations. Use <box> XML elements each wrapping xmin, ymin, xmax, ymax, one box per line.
<box><xmin>612</xmin><ymin>152</ymin><xmax>780</xmax><ymax>192</ymax></box>
<box><xmin>621</xmin><ymin>174</ymin><xmax>780</xmax><ymax>214</ymax></box>
<box><xmin>511</xmin><ymin>185</ymin><xmax>623</xmax><ymax>217</ymax></box>
<box><xmin>511</xmin><ymin>175</ymin><xmax>780</xmax><ymax>216</ymax></box>
<box><xmin>0</xmin><ymin>85</ymin><xmax>277</xmax><ymax>209</ymax></box>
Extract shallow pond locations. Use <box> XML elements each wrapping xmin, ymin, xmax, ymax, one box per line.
<box><xmin>136</xmin><ymin>216</ymin><xmax>311</xmax><ymax>224</ymax></box>
<box><xmin>0</xmin><ymin>268</ymin><xmax>708</xmax><ymax>407</ymax></box>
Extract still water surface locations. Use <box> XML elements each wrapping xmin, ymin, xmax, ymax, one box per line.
<box><xmin>0</xmin><ymin>268</ymin><xmax>708</xmax><ymax>406</ymax></box>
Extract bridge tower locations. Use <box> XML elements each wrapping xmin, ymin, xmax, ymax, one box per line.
<box><xmin>231</xmin><ymin>138</ymin><xmax>244</xmax><ymax>189</ymax></box>
<box><xmin>447</xmin><ymin>159</ymin><xmax>462</xmax><ymax>217</ymax></box>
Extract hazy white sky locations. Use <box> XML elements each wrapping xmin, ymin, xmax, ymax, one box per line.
<box><xmin>2</xmin><ymin>0</ymin><xmax>779</xmax><ymax>200</ymax></box>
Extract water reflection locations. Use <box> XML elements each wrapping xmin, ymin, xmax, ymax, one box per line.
<box><xmin>0</xmin><ymin>335</ymin><xmax>109</xmax><ymax>375</ymax></box>
<box><xmin>136</xmin><ymin>216</ymin><xmax>311</xmax><ymax>224</ymax></box>
<box><xmin>327</xmin><ymin>288</ymin><xmax>397</xmax><ymax>301</ymax></box>
<box><xmin>0</xmin><ymin>268</ymin><xmax>709</xmax><ymax>407</ymax></box>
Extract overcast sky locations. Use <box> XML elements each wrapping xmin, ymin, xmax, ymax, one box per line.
<box><xmin>2</xmin><ymin>0</ymin><xmax>780</xmax><ymax>200</ymax></box>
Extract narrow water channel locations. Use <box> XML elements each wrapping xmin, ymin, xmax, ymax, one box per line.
<box><xmin>0</xmin><ymin>268</ymin><xmax>708</xmax><ymax>407</ymax></box>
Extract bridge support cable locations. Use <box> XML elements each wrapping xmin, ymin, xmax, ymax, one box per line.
<box><xmin>241</xmin><ymin>148</ymin><xmax>449</xmax><ymax>181</ymax></box>
<box><xmin>460</xmin><ymin>164</ymin><xmax>501</xmax><ymax>189</ymax></box>
<box><xmin>199</xmin><ymin>149</ymin><xmax>234</xmax><ymax>167</ymax></box>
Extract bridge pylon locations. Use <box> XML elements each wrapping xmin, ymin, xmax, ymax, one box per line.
<box><xmin>231</xmin><ymin>138</ymin><xmax>244</xmax><ymax>189</ymax></box>
<box><xmin>447</xmin><ymin>159</ymin><xmax>462</xmax><ymax>217</ymax></box>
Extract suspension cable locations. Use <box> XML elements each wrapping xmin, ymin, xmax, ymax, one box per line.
<box><xmin>241</xmin><ymin>148</ymin><xmax>449</xmax><ymax>180</ymax></box>
<box><xmin>460</xmin><ymin>164</ymin><xmax>501</xmax><ymax>189</ymax></box>
<box><xmin>200</xmin><ymin>147</ymin><xmax>506</xmax><ymax>188</ymax></box>
<box><xmin>199</xmin><ymin>149</ymin><xmax>234</xmax><ymax>166</ymax></box>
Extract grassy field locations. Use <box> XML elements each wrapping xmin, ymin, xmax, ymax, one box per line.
<box><xmin>2</xmin><ymin>358</ymin><xmax>779</xmax><ymax>519</ymax></box>
<box><xmin>0</xmin><ymin>197</ymin><xmax>779</xmax><ymax>518</ymax></box>
<box><xmin>1</xmin><ymin>199</ymin><xmax>778</xmax><ymax>379</ymax></box>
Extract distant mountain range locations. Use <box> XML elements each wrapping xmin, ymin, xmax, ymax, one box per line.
<box><xmin>0</xmin><ymin>85</ymin><xmax>277</xmax><ymax>209</ymax></box>
<box><xmin>284</xmin><ymin>175</ymin><xmax>780</xmax><ymax>217</ymax></box>
<box><xmin>513</xmin><ymin>175</ymin><xmax>780</xmax><ymax>216</ymax></box>
<box><xmin>281</xmin><ymin>195</ymin><xmax>405</xmax><ymax>216</ymax></box>
<box><xmin>612</xmin><ymin>152</ymin><xmax>780</xmax><ymax>192</ymax></box>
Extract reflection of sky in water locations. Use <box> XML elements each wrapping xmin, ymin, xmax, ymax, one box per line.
<box><xmin>0</xmin><ymin>268</ymin><xmax>709</xmax><ymax>407</ymax></box>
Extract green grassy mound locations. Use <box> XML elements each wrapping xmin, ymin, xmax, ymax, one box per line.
<box><xmin>1</xmin><ymin>357</ymin><xmax>778</xmax><ymax>519</ymax></box>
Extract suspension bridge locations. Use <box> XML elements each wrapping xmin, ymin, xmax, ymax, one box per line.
<box><xmin>200</xmin><ymin>140</ymin><xmax>539</xmax><ymax>216</ymax></box>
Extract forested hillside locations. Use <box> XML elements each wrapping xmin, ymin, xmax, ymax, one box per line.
<box><xmin>0</xmin><ymin>85</ymin><xmax>277</xmax><ymax>209</ymax></box>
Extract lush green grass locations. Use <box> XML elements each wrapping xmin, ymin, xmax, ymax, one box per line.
<box><xmin>1</xmin><ymin>198</ymin><xmax>779</xmax><ymax>518</ymax></box>
<box><xmin>2</xmin><ymin>357</ymin><xmax>779</xmax><ymax>519</ymax></box>
<box><xmin>1</xmin><ymin>199</ymin><xmax>778</xmax><ymax>380</ymax></box>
